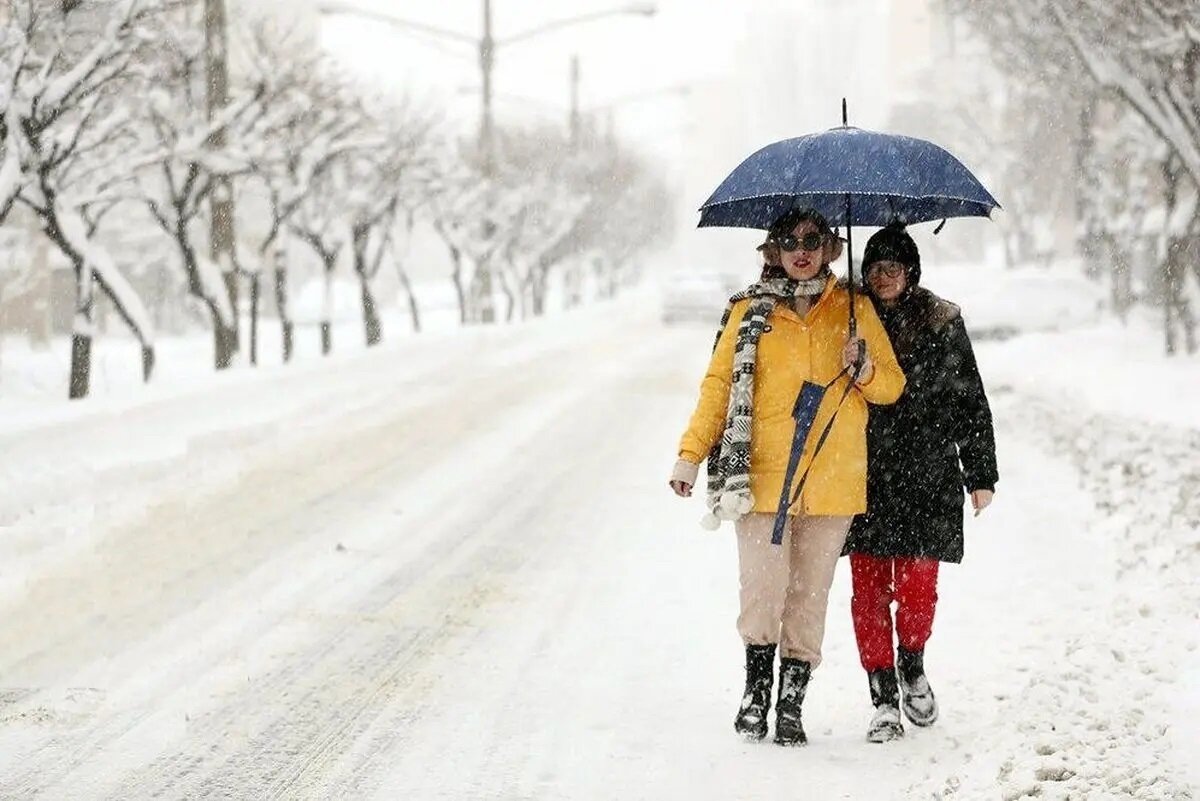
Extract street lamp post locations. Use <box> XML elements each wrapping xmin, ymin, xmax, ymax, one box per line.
<box><xmin>319</xmin><ymin>1</ymin><xmax>656</xmax><ymax>174</ymax></box>
<box><xmin>204</xmin><ymin>0</ymin><xmax>239</xmax><ymax>368</ymax></box>
<box><xmin>569</xmin><ymin>54</ymin><xmax>582</xmax><ymax>145</ymax></box>
<box><xmin>480</xmin><ymin>0</ymin><xmax>495</xmax><ymax>174</ymax></box>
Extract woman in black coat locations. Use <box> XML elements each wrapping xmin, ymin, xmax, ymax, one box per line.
<box><xmin>844</xmin><ymin>224</ymin><xmax>999</xmax><ymax>743</ymax></box>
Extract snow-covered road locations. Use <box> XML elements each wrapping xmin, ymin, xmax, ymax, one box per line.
<box><xmin>0</xmin><ymin>299</ymin><xmax>1194</xmax><ymax>800</ymax></box>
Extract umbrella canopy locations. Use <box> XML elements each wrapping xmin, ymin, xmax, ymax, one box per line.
<box><xmin>698</xmin><ymin>126</ymin><xmax>1000</xmax><ymax>230</ymax></box>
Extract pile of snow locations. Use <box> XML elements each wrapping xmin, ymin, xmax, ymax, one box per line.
<box><xmin>977</xmin><ymin>310</ymin><xmax>1200</xmax><ymax>429</ymax></box>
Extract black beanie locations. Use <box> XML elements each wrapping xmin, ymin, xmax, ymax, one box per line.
<box><xmin>862</xmin><ymin>223</ymin><xmax>921</xmax><ymax>284</ymax></box>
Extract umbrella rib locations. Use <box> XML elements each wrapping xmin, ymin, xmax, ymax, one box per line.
<box><xmin>699</xmin><ymin>190</ymin><xmax>999</xmax><ymax>209</ymax></box>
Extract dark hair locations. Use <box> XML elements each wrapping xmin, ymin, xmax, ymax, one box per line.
<box><xmin>768</xmin><ymin>207</ymin><xmax>834</xmax><ymax>240</ymax></box>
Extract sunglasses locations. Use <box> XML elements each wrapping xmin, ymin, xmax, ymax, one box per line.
<box><xmin>773</xmin><ymin>232</ymin><xmax>825</xmax><ymax>252</ymax></box>
<box><xmin>866</xmin><ymin>262</ymin><xmax>906</xmax><ymax>278</ymax></box>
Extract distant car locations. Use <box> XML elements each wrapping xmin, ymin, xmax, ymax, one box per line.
<box><xmin>660</xmin><ymin>270</ymin><xmax>743</xmax><ymax>326</ymax></box>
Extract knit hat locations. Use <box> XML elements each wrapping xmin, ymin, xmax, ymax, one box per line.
<box><xmin>862</xmin><ymin>223</ymin><xmax>921</xmax><ymax>284</ymax></box>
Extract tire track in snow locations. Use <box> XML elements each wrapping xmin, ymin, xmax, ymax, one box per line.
<box><xmin>0</xmin><ymin>321</ymin><xmax>673</xmax><ymax>799</ymax></box>
<box><xmin>113</xmin><ymin>333</ymin><xmax>674</xmax><ymax>801</ymax></box>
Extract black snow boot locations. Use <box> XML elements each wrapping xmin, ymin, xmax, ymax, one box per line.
<box><xmin>897</xmin><ymin>647</ymin><xmax>938</xmax><ymax>727</ymax></box>
<box><xmin>734</xmin><ymin>644</ymin><xmax>775</xmax><ymax>740</ymax></box>
<box><xmin>865</xmin><ymin>668</ymin><xmax>904</xmax><ymax>743</ymax></box>
<box><xmin>773</xmin><ymin>657</ymin><xmax>811</xmax><ymax>746</ymax></box>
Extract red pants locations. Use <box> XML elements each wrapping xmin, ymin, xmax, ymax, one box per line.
<box><xmin>850</xmin><ymin>553</ymin><xmax>940</xmax><ymax>672</ymax></box>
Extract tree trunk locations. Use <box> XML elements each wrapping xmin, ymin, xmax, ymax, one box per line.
<box><xmin>1111</xmin><ymin>257</ymin><xmax>1132</xmax><ymax>324</ymax></box>
<box><xmin>40</xmin><ymin>198</ymin><xmax>152</xmax><ymax>394</ymax></box>
<box><xmin>174</xmin><ymin>228</ymin><xmax>235</xmax><ymax>370</ymax></box>
<box><xmin>1162</xmin><ymin>158</ymin><xmax>1183</xmax><ymax>356</ymax></box>
<box><xmin>1165</xmin><ymin>275</ymin><xmax>1177</xmax><ymax>356</ymax></box>
<box><xmin>478</xmin><ymin>224</ymin><xmax>496</xmax><ymax>324</ymax></box>
<box><xmin>273</xmin><ymin>261</ymin><xmax>293</xmax><ymax>364</ymax></box>
<box><xmin>1165</xmin><ymin>238</ymin><xmax>1197</xmax><ymax>355</ymax></box>
<box><xmin>90</xmin><ymin>266</ymin><xmax>156</xmax><ymax>383</ymax></box>
<box><xmin>283</xmin><ymin>318</ymin><xmax>295</xmax><ymax>362</ymax></box>
<box><xmin>497</xmin><ymin>267</ymin><xmax>516</xmax><ymax>323</ymax></box>
<box><xmin>213</xmin><ymin>316</ymin><xmax>236</xmax><ymax>369</ymax></box>
<box><xmin>451</xmin><ymin>263</ymin><xmax>467</xmax><ymax>325</ymax></box>
<box><xmin>321</xmin><ymin>259</ymin><xmax>334</xmax><ymax>356</ymax></box>
<box><xmin>470</xmin><ymin>260</ymin><xmax>496</xmax><ymax>324</ymax></box>
<box><xmin>531</xmin><ymin>279</ymin><xmax>546</xmax><ymax>316</ymax></box>
<box><xmin>395</xmin><ymin>264</ymin><xmax>421</xmax><ymax>333</ymax></box>
<box><xmin>352</xmin><ymin>225</ymin><xmax>384</xmax><ymax>347</ymax></box>
<box><xmin>320</xmin><ymin>322</ymin><xmax>332</xmax><ymax>355</ymax></box>
<box><xmin>69</xmin><ymin>332</ymin><xmax>91</xmax><ymax>400</ymax></box>
<box><xmin>320</xmin><ymin>322</ymin><xmax>332</xmax><ymax>356</ymax></box>
<box><xmin>564</xmin><ymin>266</ymin><xmax>582</xmax><ymax>309</ymax></box>
<box><xmin>359</xmin><ymin>274</ymin><xmax>382</xmax><ymax>346</ymax></box>
<box><xmin>68</xmin><ymin>263</ymin><xmax>94</xmax><ymax>400</ymax></box>
<box><xmin>249</xmin><ymin>271</ymin><xmax>260</xmax><ymax>366</ymax></box>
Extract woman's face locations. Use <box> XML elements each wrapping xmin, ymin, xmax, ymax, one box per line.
<box><xmin>775</xmin><ymin>221</ymin><xmax>829</xmax><ymax>282</ymax></box>
<box><xmin>867</xmin><ymin>260</ymin><xmax>909</xmax><ymax>302</ymax></box>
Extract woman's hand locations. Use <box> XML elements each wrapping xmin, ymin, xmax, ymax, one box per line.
<box><xmin>971</xmin><ymin>489</ymin><xmax>994</xmax><ymax>517</ymax></box>
<box><xmin>842</xmin><ymin>337</ymin><xmax>874</xmax><ymax>382</ymax></box>
<box><xmin>670</xmin><ymin>479</ymin><xmax>693</xmax><ymax>498</ymax></box>
<box><xmin>670</xmin><ymin>459</ymin><xmax>700</xmax><ymax>498</ymax></box>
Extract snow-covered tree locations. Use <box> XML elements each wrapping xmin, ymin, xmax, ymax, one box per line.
<box><xmin>342</xmin><ymin>98</ymin><xmax>437</xmax><ymax>346</ymax></box>
<box><xmin>426</xmin><ymin>154</ymin><xmax>508</xmax><ymax>325</ymax></box>
<box><xmin>291</xmin><ymin>156</ymin><xmax>350</xmax><ymax>356</ymax></box>
<box><xmin>948</xmin><ymin>0</ymin><xmax>1200</xmax><ymax>353</ymax></box>
<box><xmin>132</xmin><ymin>7</ymin><xmax>282</xmax><ymax>370</ymax></box>
<box><xmin>241</xmin><ymin>23</ymin><xmax>363</xmax><ymax>362</ymax></box>
<box><xmin>2</xmin><ymin>0</ymin><xmax>160</xmax><ymax>398</ymax></box>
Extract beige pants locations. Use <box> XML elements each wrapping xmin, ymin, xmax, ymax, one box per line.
<box><xmin>735</xmin><ymin>512</ymin><xmax>852</xmax><ymax>666</ymax></box>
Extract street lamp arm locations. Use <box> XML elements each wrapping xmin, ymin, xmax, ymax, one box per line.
<box><xmin>317</xmin><ymin>1</ymin><xmax>478</xmax><ymax>46</ymax></box>
<box><xmin>497</xmin><ymin>5</ymin><xmax>657</xmax><ymax>47</ymax></box>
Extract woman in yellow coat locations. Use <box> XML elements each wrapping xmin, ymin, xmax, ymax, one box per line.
<box><xmin>669</xmin><ymin>208</ymin><xmax>904</xmax><ymax>746</ymax></box>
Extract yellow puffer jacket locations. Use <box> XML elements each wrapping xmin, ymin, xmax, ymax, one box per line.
<box><xmin>679</xmin><ymin>278</ymin><xmax>905</xmax><ymax>516</ymax></box>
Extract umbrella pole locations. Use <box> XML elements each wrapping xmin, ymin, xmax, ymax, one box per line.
<box><xmin>840</xmin><ymin>99</ymin><xmax>861</xmax><ymax>350</ymax></box>
<box><xmin>846</xmin><ymin>192</ymin><xmax>857</xmax><ymax>340</ymax></box>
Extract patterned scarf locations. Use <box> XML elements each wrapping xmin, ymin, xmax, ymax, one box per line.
<box><xmin>702</xmin><ymin>269</ymin><xmax>830</xmax><ymax>529</ymax></box>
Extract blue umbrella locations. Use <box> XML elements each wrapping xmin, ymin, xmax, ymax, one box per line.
<box><xmin>698</xmin><ymin>103</ymin><xmax>1000</xmax><ymax>543</ymax></box>
<box><xmin>698</xmin><ymin>120</ymin><xmax>1000</xmax><ymax>231</ymax></box>
<box><xmin>700</xmin><ymin>104</ymin><xmax>999</xmax><ymax>336</ymax></box>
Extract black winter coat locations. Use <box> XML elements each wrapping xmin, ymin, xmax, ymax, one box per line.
<box><xmin>844</xmin><ymin>286</ymin><xmax>998</xmax><ymax>563</ymax></box>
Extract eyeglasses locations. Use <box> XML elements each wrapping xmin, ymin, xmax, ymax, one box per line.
<box><xmin>773</xmin><ymin>232</ymin><xmax>825</xmax><ymax>252</ymax></box>
<box><xmin>867</xmin><ymin>262</ymin><xmax>906</xmax><ymax>278</ymax></box>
